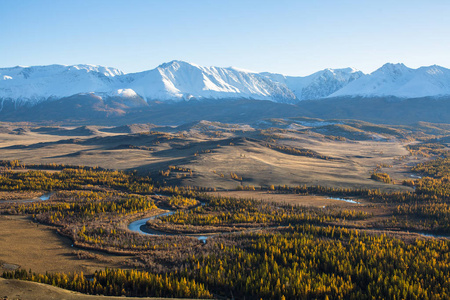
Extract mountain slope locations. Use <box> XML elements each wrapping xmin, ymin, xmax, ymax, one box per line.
<box><xmin>0</xmin><ymin>61</ymin><xmax>366</xmax><ymax>105</ymax></box>
<box><xmin>0</xmin><ymin>61</ymin><xmax>299</xmax><ymax>104</ymax></box>
<box><xmin>125</xmin><ymin>60</ymin><xmax>297</xmax><ymax>102</ymax></box>
<box><xmin>2</xmin><ymin>61</ymin><xmax>450</xmax><ymax>109</ymax></box>
<box><xmin>261</xmin><ymin>67</ymin><xmax>364</xmax><ymax>100</ymax></box>
<box><xmin>0</xmin><ymin>64</ymin><xmax>123</xmax><ymax>104</ymax></box>
<box><xmin>330</xmin><ymin>63</ymin><xmax>450</xmax><ymax>98</ymax></box>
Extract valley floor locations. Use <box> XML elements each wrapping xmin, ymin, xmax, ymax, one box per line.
<box><xmin>1</xmin><ymin>119</ymin><xmax>450</xmax><ymax>299</ymax></box>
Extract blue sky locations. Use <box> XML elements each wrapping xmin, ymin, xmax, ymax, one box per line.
<box><xmin>1</xmin><ymin>0</ymin><xmax>449</xmax><ymax>75</ymax></box>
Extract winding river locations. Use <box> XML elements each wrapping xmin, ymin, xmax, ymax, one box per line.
<box><xmin>127</xmin><ymin>199</ymin><xmax>450</xmax><ymax>241</ymax></box>
<box><xmin>1</xmin><ymin>192</ymin><xmax>53</xmax><ymax>203</ymax></box>
<box><xmin>327</xmin><ymin>197</ymin><xmax>361</xmax><ymax>204</ymax></box>
<box><xmin>5</xmin><ymin>191</ymin><xmax>447</xmax><ymax>241</ymax></box>
<box><xmin>128</xmin><ymin>210</ymin><xmax>209</xmax><ymax>243</ymax></box>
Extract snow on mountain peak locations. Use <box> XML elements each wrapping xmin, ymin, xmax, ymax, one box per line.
<box><xmin>131</xmin><ymin>60</ymin><xmax>296</xmax><ymax>102</ymax></box>
<box><xmin>379</xmin><ymin>62</ymin><xmax>408</xmax><ymax>69</ymax></box>
<box><xmin>375</xmin><ymin>63</ymin><xmax>411</xmax><ymax>77</ymax></box>
<box><xmin>260</xmin><ymin>67</ymin><xmax>364</xmax><ymax>100</ymax></box>
<box><xmin>0</xmin><ymin>64</ymin><xmax>125</xmax><ymax>103</ymax></box>
<box><xmin>421</xmin><ymin>65</ymin><xmax>447</xmax><ymax>76</ymax></box>
<box><xmin>228</xmin><ymin>66</ymin><xmax>257</xmax><ymax>73</ymax></box>
<box><xmin>323</xmin><ymin>67</ymin><xmax>360</xmax><ymax>75</ymax></box>
<box><xmin>158</xmin><ymin>60</ymin><xmax>201</xmax><ymax>71</ymax></box>
<box><xmin>68</xmin><ymin>64</ymin><xmax>124</xmax><ymax>77</ymax></box>
<box><xmin>330</xmin><ymin>63</ymin><xmax>450</xmax><ymax>98</ymax></box>
<box><xmin>1</xmin><ymin>61</ymin><xmax>450</xmax><ymax>105</ymax></box>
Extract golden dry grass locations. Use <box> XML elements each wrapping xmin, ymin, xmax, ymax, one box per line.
<box><xmin>0</xmin><ymin>191</ymin><xmax>43</xmax><ymax>202</ymax></box>
<box><xmin>0</xmin><ymin>215</ymin><xmax>130</xmax><ymax>274</ymax></box>
<box><xmin>208</xmin><ymin>191</ymin><xmax>364</xmax><ymax>207</ymax></box>
<box><xmin>0</xmin><ymin>124</ymin><xmax>439</xmax><ymax>299</ymax></box>
<box><xmin>180</xmin><ymin>138</ymin><xmax>413</xmax><ymax>191</ymax></box>
<box><xmin>0</xmin><ymin>128</ymin><xmax>416</xmax><ymax>191</ymax></box>
<box><xmin>0</xmin><ymin>278</ymin><xmax>196</xmax><ymax>300</ymax></box>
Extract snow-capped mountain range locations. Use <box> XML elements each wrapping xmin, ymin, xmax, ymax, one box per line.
<box><xmin>1</xmin><ymin>61</ymin><xmax>450</xmax><ymax>106</ymax></box>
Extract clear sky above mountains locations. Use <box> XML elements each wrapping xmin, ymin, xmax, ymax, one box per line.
<box><xmin>1</xmin><ymin>0</ymin><xmax>449</xmax><ymax>76</ymax></box>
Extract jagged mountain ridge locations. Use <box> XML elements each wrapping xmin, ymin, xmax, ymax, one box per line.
<box><xmin>124</xmin><ymin>61</ymin><xmax>297</xmax><ymax>102</ymax></box>
<box><xmin>260</xmin><ymin>67</ymin><xmax>364</xmax><ymax>100</ymax></box>
<box><xmin>1</xmin><ymin>61</ymin><xmax>450</xmax><ymax>106</ymax></box>
<box><xmin>330</xmin><ymin>63</ymin><xmax>450</xmax><ymax>98</ymax></box>
<box><xmin>0</xmin><ymin>64</ymin><xmax>124</xmax><ymax>105</ymax></box>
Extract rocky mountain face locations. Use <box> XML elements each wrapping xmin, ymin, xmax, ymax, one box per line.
<box><xmin>1</xmin><ymin>61</ymin><xmax>450</xmax><ymax>125</ymax></box>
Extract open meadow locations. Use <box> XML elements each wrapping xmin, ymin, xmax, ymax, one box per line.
<box><xmin>1</xmin><ymin>119</ymin><xmax>450</xmax><ymax>299</ymax></box>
